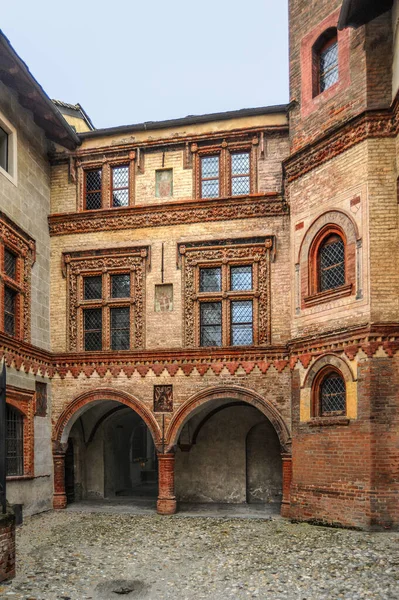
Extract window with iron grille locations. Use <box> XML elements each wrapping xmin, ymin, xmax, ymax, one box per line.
<box><xmin>4</xmin><ymin>248</ymin><xmax>16</xmax><ymax>280</ymax></box>
<box><xmin>112</xmin><ymin>165</ymin><xmax>129</xmax><ymax>207</ymax></box>
<box><xmin>319</xmin><ymin>234</ymin><xmax>345</xmax><ymax>292</ymax></box>
<box><xmin>198</xmin><ymin>145</ymin><xmax>254</xmax><ymax>198</ymax></box>
<box><xmin>318</xmin><ymin>34</ymin><xmax>339</xmax><ymax>94</ymax></box>
<box><xmin>4</xmin><ymin>286</ymin><xmax>16</xmax><ymax>336</ymax></box>
<box><xmin>201</xmin><ymin>156</ymin><xmax>219</xmax><ymax>198</ymax></box>
<box><xmin>80</xmin><ymin>272</ymin><xmax>135</xmax><ymax>351</ymax></box>
<box><xmin>320</xmin><ymin>373</ymin><xmax>346</xmax><ymax>415</ymax></box>
<box><xmin>85</xmin><ymin>169</ymin><xmax>102</xmax><ymax>210</ymax></box>
<box><xmin>231</xmin><ymin>152</ymin><xmax>250</xmax><ymax>196</ymax></box>
<box><xmin>198</xmin><ymin>263</ymin><xmax>256</xmax><ymax>347</ymax></box>
<box><xmin>6</xmin><ymin>405</ymin><xmax>24</xmax><ymax>477</ymax></box>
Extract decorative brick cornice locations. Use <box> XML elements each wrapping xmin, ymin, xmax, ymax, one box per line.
<box><xmin>1</xmin><ymin>324</ymin><xmax>399</xmax><ymax>380</ymax></box>
<box><xmin>284</xmin><ymin>107</ymin><xmax>396</xmax><ymax>183</ymax></box>
<box><xmin>48</xmin><ymin>194</ymin><xmax>287</xmax><ymax>237</ymax></box>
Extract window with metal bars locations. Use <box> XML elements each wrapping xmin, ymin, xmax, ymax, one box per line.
<box><xmin>6</xmin><ymin>405</ymin><xmax>24</xmax><ymax>476</ymax></box>
<box><xmin>231</xmin><ymin>152</ymin><xmax>250</xmax><ymax>196</ymax></box>
<box><xmin>4</xmin><ymin>248</ymin><xmax>16</xmax><ymax>280</ymax></box>
<box><xmin>111</xmin><ymin>165</ymin><xmax>129</xmax><ymax>207</ymax></box>
<box><xmin>198</xmin><ymin>264</ymin><xmax>255</xmax><ymax>347</ymax></box>
<box><xmin>83</xmin><ymin>308</ymin><xmax>102</xmax><ymax>351</ymax></box>
<box><xmin>85</xmin><ymin>169</ymin><xmax>102</xmax><ymax>210</ymax></box>
<box><xmin>4</xmin><ymin>286</ymin><xmax>16</xmax><ymax>335</ymax></box>
<box><xmin>200</xmin><ymin>302</ymin><xmax>222</xmax><ymax>347</ymax></box>
<box><xmin>201</xmin><ymin>156</ymin><xmax>219</xmax><ymax>198</ymax></box>
<box><xmin>110</xmin><ymin>307</ymin><xmax>130</xmax><ymax>350</ymax></box>
<box><xmin>320</xmin><ymin>373</ymin><xmax>346</xmax><ymax>415</ymax></box>
<box><xmin>80</xmin><ymin>272</ymin><xmax>134</xmax><ymax>351</ymax></box>
<box><xmin>316</xmin><ymin>31</ymin><xmax>339</xmax><ymax>94</ymax></box>
<box><xmin>231</xmin><ymin>300</ymin><xmax>253</xmax><ymax>345</ymax></box>
<box><xmin>319</xmin><ymin>234</ymin><xmax>345</xmax><ymax>292</ymax></box>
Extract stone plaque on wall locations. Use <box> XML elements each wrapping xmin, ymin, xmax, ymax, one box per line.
<box><xmin>155</xmin><ymin>169</ymin><xmax>173</xmax><ymax>198</ymax></box>
<box><xmin>155</xmin><ymin>284</ymin><xmax>173</xmax><ymax>312</ymax></box>
<box><xmin>154</xmin><ymin>385</ymin><xmax>173</xmax><ymax>413</ymax></box>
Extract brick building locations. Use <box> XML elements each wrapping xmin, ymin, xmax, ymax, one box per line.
<box><xmin>0</xmin><ymin>0</ymin><xmax>398</xmax><ymax>531</ymax></box>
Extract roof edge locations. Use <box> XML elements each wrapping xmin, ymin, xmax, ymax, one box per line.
<box><xmin>78</xmin><ymin>104</ymin><xmax>289</xmax><ymax>139</ymax></box>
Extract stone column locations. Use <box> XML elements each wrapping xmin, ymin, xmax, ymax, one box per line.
<box><xmin>53</xmin><ymin>451</ymin><xmax>67</xmax><ymax>510</ymax></box>
<box><xmin>157</xmin><ymin>453</ymin><xmax>176</xmax><ymax>515</ymax></box>
<box><xmin>280</xmin><ymin>454</ymin><xmax>292</xmax><ymax>518</ymax></box>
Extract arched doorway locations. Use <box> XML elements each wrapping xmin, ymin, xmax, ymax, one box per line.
<box><xmin>166</xmin><ymin>386</ymin><xmax>290</xmax><ymax>511</ymax></box>
<box><xmin>53</xmin><ymin>389</ymin><xmax>161</xmax><ymax>509</ymax></box>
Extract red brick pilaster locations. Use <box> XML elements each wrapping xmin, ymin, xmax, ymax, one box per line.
<box><xmin>157</xmin><ymin>453</ymin><xmax>176</xmax><ymax>515</ymax></box>
<box><xmin>281</xmin><ymin>454</ymin><xmax>292</xmax><ymax>518</ymax></box>
<box><xmin>53</xmin><ymin>452</ymin><xmax>67</xmax><ymax>510</ymax></box>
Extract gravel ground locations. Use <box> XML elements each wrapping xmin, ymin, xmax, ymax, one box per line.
<box><xmin>1</xmin><ymin>510</ymin><xmax>399</xmax><ymax>600</ymax></box>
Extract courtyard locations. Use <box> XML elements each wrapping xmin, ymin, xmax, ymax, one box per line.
<box><xmin>1</xmin><ymin>508</ymin><xmax>399</xmax><ymax>600</ymax></box>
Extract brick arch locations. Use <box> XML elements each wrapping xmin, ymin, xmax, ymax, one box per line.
<box><xmin>302</xmin><ymin>353</ymin><xmax>355</xmax><ymax>390</ymax></box>
<box><xmin>53</xmin><ymin>388</ymin><xmax>162</xmax><ymax>449</ymax></box>
<box><xmin>165</xmin><ymin>385</ymin><xmax>291</xmax><ymax>454</ymax></box>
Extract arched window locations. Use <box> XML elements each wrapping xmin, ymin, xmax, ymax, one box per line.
<box><xmin>313</xmin><ymin>29</ymin><xmax>339</xmax><ymax>96</ymax></box>
<box><xmin>312</xmin><ymin>369</ymin><xmax>346</xmax><ymax>417</ymax></box>
<box><xmin>318</xmin><ymin>233</ymin><xmax>345</xmax><ymax>292</ymax></box>
<box><xmin>6</xmin><ymin>404</ymin><xmax>24</xmax><ymax>476</ymax></box>
<box><xmin>319</xmin><ymin>372</ymin><xmax>346</xmax><ymax>415</ymax></box>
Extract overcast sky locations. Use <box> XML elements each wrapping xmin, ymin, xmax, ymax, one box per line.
<box><xmin>3</xmin><ymin>1</ymin><xmax>289</xmax><ymax>129</ymax></box>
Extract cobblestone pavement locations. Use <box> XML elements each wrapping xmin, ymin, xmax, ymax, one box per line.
<box><xmin>1</xmin><ymin>510</ymin><xmax>399</xmax><ymax>600</ymax></box>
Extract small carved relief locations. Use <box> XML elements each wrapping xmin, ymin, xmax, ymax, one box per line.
<box><xmin>154</xmin><ymin>385</ymin><xmax>173</xmax><ymax>412</ymax></box>
<box><xmin>35</xmin><ymin>381</ymin><xmax>47</xmax><ymax>417</ymax></box>
<box><xmin>155</xmin><ymin>284</ymin><xmax>173</xmax><ymax>312</ymax></box>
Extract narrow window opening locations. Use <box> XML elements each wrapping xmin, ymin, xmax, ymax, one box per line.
<box><xmin>85</xmin><ymin>169</ymin><xmax>102</xmax><ymax>210</ymax></box>
<box><xmin>6</xmin><ymin>405</ymin><xmax>24</xmax><ymax>476</ymax></box>
<box><xmin>318</xmin><ymin>234</ymin><xmax>345</xmax><ymax>292</ymax></box>
<box><xmin>201</xmin><ymin>156</ymin><xmax>220</xmax><ymax>198</ymax></box>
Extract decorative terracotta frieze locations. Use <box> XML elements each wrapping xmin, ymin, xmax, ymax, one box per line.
<box><xmin>48</xmin><ymin>194</ymin><xmax>287</xmax><ymax>236</ymax></box>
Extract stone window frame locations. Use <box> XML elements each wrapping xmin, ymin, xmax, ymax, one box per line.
<box><xmin>77</xmin><ymin>152</ymin><xmax>136</xmax><ymax>212</ymax></box>
<box><xmin>193</xmin><ymin>140</ymin><xmax>258</xmax><ymax>199</ymax></box>
<box><xmin>297</xmin><ymin>210</ymin><xmax>359</xmax><ymax>311</ymax></box>
<box><xmin>6</xmin><ymin>386</ymin><xmax>35</xmax><ymax>481</ymax></box>
<box><xmin>63</xmin><ymin>245</ymin><xmax>149</xmax><ymax>352</ymax></box>
<box><xmin>178</xmin><ymin>237</ymin><xmax>272</xmax><ymax>348</ymax></box>
<box><xmin>0</xmin><ymin>211</ymin><xmax>36</xmax><ymax>342</ymax></box>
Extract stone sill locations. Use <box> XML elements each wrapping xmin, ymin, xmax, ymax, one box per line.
<box><xmin>6</xmin><ymin>475</ymin><xmax>34</xmax><ymax>482</ymax></box>
<box><xmin>307</xmin><ymin>417</ymin><xmax>350</xmax><ymax>427</ymax></box>
<box><xmin>303</xmin><ymin>283</ymin><xmax>353</xmax><ymax>307</ymax></box>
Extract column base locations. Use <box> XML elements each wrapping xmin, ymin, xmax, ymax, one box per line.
<box><xmin>157</xmin><ymin>497</ymin><xmax>177</xmax><ymax>515</ymax></box>
<box><xmin>53</xmin><ymin>494</ymin><xmax>67</xmax><ymax>510</ymax></box>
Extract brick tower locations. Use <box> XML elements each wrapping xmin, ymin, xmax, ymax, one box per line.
<box><xmin>285</xmin><ymin>0</ymin><xmax>399</xmax><ymax>528</ymax></box>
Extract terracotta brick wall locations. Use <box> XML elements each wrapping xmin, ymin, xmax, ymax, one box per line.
<box><xmin>0</xmin><ymin>512</ymin><xmax>15</xmax><ymax>583</ymax></box>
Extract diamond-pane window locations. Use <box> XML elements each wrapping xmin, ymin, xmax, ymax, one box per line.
<box><xmin>110</xmin><ymin>307</ymin><xmax>130</xmax><ymax>350</ymax></box>
<box><xmin>231</xmin><ymin>152</ymin><xmax>250</xmax><ymax>196</ymax></box>
<box><xmin>112</xmin><ymin>165</ymin><xmax>129</xmax><ymax>207</ymax></box>
<box><xmin>4</xmin><ymin>286</ymin><xmax>16</xmax><ymax>336</ymax></box>
<box><xmin>231</xmin><ymin>265</ymin><xmax>252</xmax><ymax>291</ymax></box>
<box><xmin>6</xmin><ymin>405</ymin><xmax>24</xmax><ymax>476</ymax></box>
<box><xmin>319</xmin><ymin>235</ymin><xmax>345</xmax><ymax>291</ymax></box>
<box><xmin>200</xmin><ymin>302</ymin><xmax>222</xmax><ymax>347</ymax></box>
<box><xmin>85</xmin><ymin>169</ymin><xmax>102</xmax><ymax>210</ymax></box>
<box><xmin>4</xmin><ymin>248</ymin><xmax>16</xmax><ymax>280</ymax></box>
<box><xmin>201</xmin><ymin>156</ymin><xmax>219</xmax><ymax>198</ymax></box>
<box><xmin>231</xmin><ymin>300</ymin><xmax>253</xmax><ymax>346</ymax></box>
<box><xmin>200</xmin><ymin>268</ymin><xmax>221</xmax><ymax>293</ymax></box>
<box><xmin>84</xmin><ymin>276</ymin><xmax>102</xmax><ymax>300</ymax></box>
<box><xmin>84</xmin><ymin>308</ymin><xmax>102</xmax><ymax>351</ymax></box>
<box><xmin>320</xmin><ymin>39</ymin><xmax>338</xmax><ymax>93</ymax></box>
<box><xmin>320</xmin><ymin>374</ymin><xmax>346</xmax><ymax>414</ymax></box>
<box><xmin>111</xmin><ymin>274</ymin><xmax>130</xmax><ymax>298</ymax></box>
